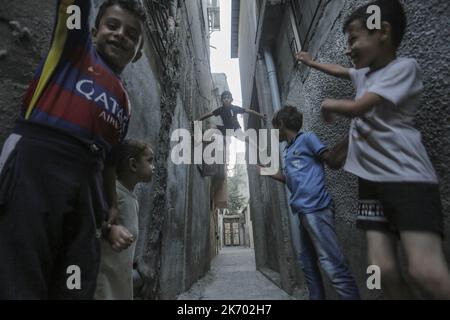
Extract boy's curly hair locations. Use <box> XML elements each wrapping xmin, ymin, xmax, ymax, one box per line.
<box><xmin>343</xmin><ymin>0</ymin><xmax>406</xmax><ymax>49</ymax></box>
<box><xmin>95</xmin><ymin>0</ymin><xmax>147</xmax><ymax>28</ymax></box>
<box><xmin>272</xmin><ymin>106</ymin><xmax>303</xmax><ymax>132</ymax></box>
<box><xmin>116</xmin><ymin>139</ymin><xmax>153</xmax><ymax>179</ymax></box>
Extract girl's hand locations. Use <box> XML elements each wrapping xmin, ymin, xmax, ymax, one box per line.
<box><xmin>109</xmin><ymin>225</ymin><xmax>135</xmax><ymax>252</ymax></box>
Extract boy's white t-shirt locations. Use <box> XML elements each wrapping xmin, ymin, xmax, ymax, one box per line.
<box><xmin>345</xmin><ymin>57</ymin><xmax>438</xmax><ymax>183</ymax></box>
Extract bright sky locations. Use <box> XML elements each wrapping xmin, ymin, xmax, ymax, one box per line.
<box><xmin>209</xmin><ymin>0</ymin><xmax>246</xmax><ymax>161</ymax></box>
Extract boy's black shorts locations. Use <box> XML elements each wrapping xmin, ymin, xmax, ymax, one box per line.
<box><xmin>0</xmin><ymin>122</ymin><xmax>108</xmax><ymax>299</ymax></box>
<box><xmin>356</xmin><ymin>178</ymin><xmax>443</xmax><ymax>237</ymax></box>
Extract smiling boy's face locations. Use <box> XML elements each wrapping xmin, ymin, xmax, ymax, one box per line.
<box><xmin>92</xmin><ymin>4</ymin><xmax>143</xmax><ymax>74</ymax></box>
<box><xmin>344</xmin><ymin>19</ymin><xmax>385</xmax><ymax>70</ymax></box>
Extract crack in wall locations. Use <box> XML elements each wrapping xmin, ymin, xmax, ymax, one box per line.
<box><xmin>138</xmin><ymin>5</ymin><xmax>182</xmax><ymax>299</ymax></box>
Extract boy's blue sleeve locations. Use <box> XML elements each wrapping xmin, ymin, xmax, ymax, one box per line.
<box><xmin>306</xmin><ymin>133</ymin><xmax>327</xmax><ymax>157</ymax></box>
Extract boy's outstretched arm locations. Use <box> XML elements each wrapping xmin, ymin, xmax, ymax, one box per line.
<box><xmin>244</xmin><ymin>109</ymin><xmax>267</xmax><ymax>121</ymax></box>
<box><xmin>191</xmin><ymin>111</ymin><xmax>214</xmax><ymax>132</ymax></box>
<box><xmin>319</xmin><ymin>135</ymin><xmax>349</xmax><ymax>170</ymax></box>
<box><xmin>197</xmin><ymin>111</ymin><xmax>214</xmax><ymax>121</ymax></box>
<box><xmin>256</xmin><ymin>165</ymin><xmax>286</xmax><ymax>183</ymax></box>
<box><xmin>322</xmin><ymin>92</ymin><xmax>383</xmax><ymax>118</ymax></box>
<box><xmin>296</xmin><ymin>51</ymin><xmax>351</xmax><ymax>80</ymax></box>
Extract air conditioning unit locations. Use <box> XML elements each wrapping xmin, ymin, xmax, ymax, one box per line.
<box><xmin>207</xmin><ymin>0</ymin><xmax>221</xmax><ymax>32</ymax></box>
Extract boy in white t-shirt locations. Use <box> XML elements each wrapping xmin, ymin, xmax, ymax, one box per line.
<box><xmin>296</xmin><ymin>0</ymin><xmax>450</xmax><ymax>299</ymax></box>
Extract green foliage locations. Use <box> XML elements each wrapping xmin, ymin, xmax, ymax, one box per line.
<box><xmin>227</xmin><ymin>171</ymin><xmax>247</xmax><ymax>215</ymax></box>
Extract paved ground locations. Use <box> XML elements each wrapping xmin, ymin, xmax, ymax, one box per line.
<box><xmin>177</xmin><ymin>246</ymin><xmax>294</xmax><ymax>300</ymax></box>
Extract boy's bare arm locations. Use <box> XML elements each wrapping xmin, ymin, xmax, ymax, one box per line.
<box><xmin>256</xmin><ymin>165</ymin><xmax>286</xmax><ymax>183</ymax></box>
<box><xmin>320</xmin><ymin>135</ymin><xmax>349</xmax><ymax>170</ymax></box>
<box><xmin>321</xmin><ymin>92</ymin><xmax>384</xmax><ymax>118</ymax></box>
<box><xmin>197</xmin><ymin>112</ymin><xmax>214</xmax><ymax>121</ymax></box>
<box><xmin>245</xmin><ymin>109</ymin><xmax>267</xmax><ymax>121</ymax></box>
<box><xmin>296</xmin><ymin>52</ymin><xmax>351</xmax><ymax>80</ymax></box>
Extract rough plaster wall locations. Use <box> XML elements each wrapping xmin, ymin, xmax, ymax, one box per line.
<box><xmin>0</xmin><ymin>0</ymin><xmax>53</xmax><ymax>142</ymax></box>
<box><xmin>401</xmin><ymin>0</ymin><xmax>450</xmax><ymax>247</ymax></box>
<box><xmin>160</xmin><ymin>96</ymin><xmax>191</xmax><ymax>299</ymax></box>
<box><xmin>184</xmin><ymin>164</ymin><xmax>212</xmax><ymax>288</ymax></box>
<box><xmin>244</xmin><ymin>57</ymin><xmax>300</xmax><ymax>294</ymax></box>
<box><xmin>238</xmin><ymin>0</ymin><xmax>259</xmax><ymax>109</ymax></box>
<box><xmin>156</xmin><ymin>0</ymin><xmax>216</xmax><ymax>299</ymax></box>
<box><xmin>284</xmin><ymin>0</ymin><xmax>450</xmax><ymax>299</ymax></box>
<box><xmin>247</xmin><ymin>151</ymin><xmax>299</xmax><ymax>294</ymax></box>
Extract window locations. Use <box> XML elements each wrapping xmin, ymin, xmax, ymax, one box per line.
<box><xmin>289</xmin><ymin>0</ymin><xmax>325</xmax><ymax>52</ymax></box>
<box><xmin>207</xmin><ymin>0</ymin><xmax>220</xmax><ymax>6</ymax></box>
<box><xmin>207</xmin><ymin>0</ymin><xmax>221</xmax><ymax>32</ymax></box>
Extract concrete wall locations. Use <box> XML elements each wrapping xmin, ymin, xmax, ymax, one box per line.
<box><xmin>0</xmin><ymin>0</ymin><xmax>54</xmax><ymax>142</ymax></box>
<box><xmin>212</xmin><ymin>73</ymin><xmax>230</xmax><ymax>100</ymax></box>
<box><xmin>0</xmin><ymin>0</ymin><xmax>218</xmax><ymax>300</ymax></box>
<box><xmin>238</xmin><ymin>0</ymin><xmax>260</xmax><ymax>108</ymax></box>
<box><xmin>151</xmin><ymin>0</ymin><xmax>216</xmax><ymax>299</ymax></box>
<box><xmin>238</xmin><ymin>0</ymin><xmax>450</xmax><ymax>299</ymax></box>
<box><xmin>235</xmin><ymin>1</ymin><xmax>301</xmax><ymax>292</ymax></box>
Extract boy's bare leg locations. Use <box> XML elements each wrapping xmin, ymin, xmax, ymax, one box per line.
<box><xmin>366</xmin><ymin>230</ymin><xmax>413</xmax><ymax>299</ymax></box>
<box><xmin>400</xmin><ymin>231</ymin><xmax>450</xmax><ymax>299</ymax></box>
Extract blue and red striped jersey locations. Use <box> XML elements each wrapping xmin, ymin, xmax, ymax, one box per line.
<box><xmin>21</xmin><ymin>0</ymin><xmax>131</xmax><ymax>152</ymax></box>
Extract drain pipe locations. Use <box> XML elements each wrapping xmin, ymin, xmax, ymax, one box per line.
<box><xmin>169</xmin><ymin>0</ymin><xmax>178</xmax><ymax>18</ymax></box>
<box><xmin>265</xmin><ymin>47</ymin><xmax>302</xmax><ymax>272</ymax></box>
<box><xmin>263</xmin><ymin>48</ymin><xmax>281</xmax><ymax>111</ymax></box>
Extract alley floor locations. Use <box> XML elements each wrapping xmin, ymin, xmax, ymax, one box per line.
<box><xmin>177</xmin><ymin>247</ymin><xmax>294</xmax><ymax>300</ymax></box>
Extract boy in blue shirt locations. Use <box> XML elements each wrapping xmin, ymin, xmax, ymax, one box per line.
<box><xmin>259</xmin><ymin>106</ymin><xmax>359</xmax><ymax>300</ymax></box>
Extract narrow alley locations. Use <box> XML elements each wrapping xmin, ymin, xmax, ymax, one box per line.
<box><xmin>178</xmin><ymin>247</ymin><xmax>296</xmax><ymax>300</ymax></box>
<box><xmin>0</xmin><ymin>0</ymin><xmax>449</xmax><ymax>302</ymax></box>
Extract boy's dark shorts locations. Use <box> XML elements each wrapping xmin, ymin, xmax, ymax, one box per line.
<box><xmin>356</xmin><ymin>178</ymin><xmax>443</xmax><ymax>237</ymax></box>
